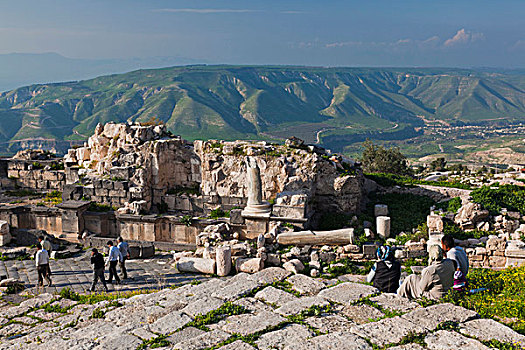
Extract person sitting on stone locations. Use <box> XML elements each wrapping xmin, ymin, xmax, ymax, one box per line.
<box><xmin>366</xmin><ymin>245</ymin><xmax>401</xmax><ymax>293</ymax></box>
<box><xmin>397</xmin><ymin>245</ymin><xmax>455</xmax><ymax>300</ymax></box>
<box><xmin>441</xmin><ymin>234</ymin><xmax>469</xmax><ymax>292</ymax></box>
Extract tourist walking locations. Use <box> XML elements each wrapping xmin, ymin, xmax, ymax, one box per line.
<box><xmin>38</xmin><ymin>235</ymin><xmax>53</xmax><ymax>278</ymax></box>
<box><xmin>90</xmin><ymin>248</ymin><xmax>108</xmax><ymax>292</ymax></box>
<box><xmin>397</xmin><ymin>245</ymin><xmax>454</xmax><ymax>300</ymax></box>
<box><xmin>366</xmin><ymin>245</ymin><xmax>401</xmax><ymax>293</ymax></box>
<box><xmin>35</xmin><ymin>246</ymin><xmax>52</xmax><ymax>287</ymax></box>
<box><xmin>106</xmin><ymin>240</ymin><xmax>122</xmax><ymax>284</ymax></box>
<box><xmin>441</xmin><ymin>234</ymin><xmax>469</xmax><ymax>292</ymax></box>
<box><xmin>117</xmin><ymin>237</ymin><xmax>130</xmax><ymax>280</ymax></box>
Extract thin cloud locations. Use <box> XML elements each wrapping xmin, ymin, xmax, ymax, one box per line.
<box><xmin>444</xmin><ymin>28</ymin><xmax>484</xmax><ymax>47</ymax></box>
<box><xmin>152</xmin><ymin>8</ymin><xmax>260</xmax><ymax>14</ymax></box>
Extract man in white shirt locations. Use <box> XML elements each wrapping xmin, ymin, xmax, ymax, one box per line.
<box><xmin>38</xmin><ymin>235</ymin><xmax>53</xmax><ymax>278</ymax></box>
<box><xmin>35</xmin><ymin>246</ymin><xmax>52</xmax><ymax>287</ymax></box>
<box><xmin>106</xmin><ymin>240</ymin><xmax>122</xmax><ymax>284</ymax></box>
<box><xmin>117</xmin><ymin>237</ymin><xmax>130</xmax><ymax>280</ymax></box>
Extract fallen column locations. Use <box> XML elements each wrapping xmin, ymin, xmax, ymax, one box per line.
<box><xmin>176</xmin><ymin>257</ymin><xmax>216</xmax><ymax>274</ymax></box>
<box><xmin>276</xmin><ymin>228</ymin><xmax>355</xmax><ymax>245</ymax></box>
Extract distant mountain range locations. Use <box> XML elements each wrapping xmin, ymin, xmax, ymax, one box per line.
<box><xmin>0</xmin><ymin>53</ymin><xmax>205</xmax><ymax>92</ymax></box>
<box><xmin>0</xmin><ymin>65</ymin><xmax>525</xmax><ymax>154</ymax></box>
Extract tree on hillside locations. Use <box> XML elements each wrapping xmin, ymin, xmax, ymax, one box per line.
<box><xmin>429</xmin><ymin>157</ymin><xmax>447</xmax><ymax>172</ymax></box>
<box><xmin>360</xmin><ymin>140</ymin><xmax>411</xmax><ymax>175</ymax></box>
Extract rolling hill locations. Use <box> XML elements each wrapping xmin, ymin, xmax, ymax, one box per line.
<box><xmin>1</xmin><ymin>65</ymin><xmax>525</xmax><ymax>154</ymax></box>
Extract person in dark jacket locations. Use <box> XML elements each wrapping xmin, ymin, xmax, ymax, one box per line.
<box><xmin>367</xmin><ymin>245</ymin><xmax>401</xmax><ymax>293</ymax></box>
<box><xmin>90</xmin><ymin>248</ymin><xmax>108</xmax><ymax>292</ymax></box>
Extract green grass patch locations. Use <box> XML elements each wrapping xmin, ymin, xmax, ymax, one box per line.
<box><xmin>442</xmin><ymin>266</ymin><xmax>525</xmax><ymax>335</ymax></box>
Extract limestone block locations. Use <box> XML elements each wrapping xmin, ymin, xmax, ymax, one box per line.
<box><xmin>427</xmin><ymin>215</ymin><xmax>444</xmax><ymax>233</ymax></box>
<box><xmin>424</xmin><ymin>330</ymin><xmax>489</xmax><ymax>349</ymax></box>
<box><xmin>216</xmin><ymin>246</ymin><xmax>232</xmax><ymax>277</ymax></box>
<box><xmin>374</xmin><ymin>204</ymin><xmax>389</xmax><ymax>217</ymax></box>
<box><xmin>376</xmin><ymin>216</ymin><xmax>391</xmax><ymax>238</ymax></box>
<box><xmin>282</xmin><ymin>259</ymin><xmax>305</xmax><ymax>274</ymax></box>
<box><xmin>460</xmin><ymin>318</ymin><xmax>525</xmax><ymax>345</ymax></box>
<box><xmin>235</xmin><ymin>257</ymin><xmax>264</xmax><ymax>274</ymax></box>
<box><xmin>176</xmin><ymin>257</ymin><xmax>216</xmax><ymax>274</ymax></box>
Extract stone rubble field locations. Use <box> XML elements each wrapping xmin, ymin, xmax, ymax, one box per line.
<box><xmin>0</xmin><ymin>267</ymin><xmax>524</xmax><ymax>350</ymax></box>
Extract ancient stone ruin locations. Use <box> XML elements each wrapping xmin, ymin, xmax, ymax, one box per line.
<box><xmin>0</xmin><ymin>122</ymin><xmax>365</xmax><ymax>250</ymax></box>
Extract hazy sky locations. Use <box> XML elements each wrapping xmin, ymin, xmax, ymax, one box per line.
<box><xmin>1</xmin><ymin>0</ymin><xmax>524</xmax><ymax>67</ymax></box>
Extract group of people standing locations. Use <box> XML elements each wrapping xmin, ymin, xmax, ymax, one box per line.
<box><xmin>34</xmin><ymin>235</ymin><xmax>130</xmax><ymax>292</ymax></box>
<box><xmin>367</xmin><ymin>234</ymin><xmax>469</xmax><ymax>300</ymax></box>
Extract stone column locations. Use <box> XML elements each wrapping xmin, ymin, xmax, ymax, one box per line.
<box><xmin>0</xmin><ymin>220</ymin><xmax>11</xmax><ymax>246</ymax></box>
<box><xmin>376</xmin><ymin>216</ymin><xmax>391</xmax><ymax>238</ymax></box>
<box><xmin>241</xmin><ymin>157</ymin><xmax>271</xmax><ymax>217</ymax></box>
<box><xmin>216</xmin><ymin>246</ymin><xmax>232</xmax><ymax>277</ymax></box>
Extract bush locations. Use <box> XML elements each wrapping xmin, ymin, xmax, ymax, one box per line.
<box><xmin>435</xmin><ymin>197</ymin><xmax>462</xmax><ymax>213</ymax></box>
<box><xmin>210</xmin><ymin>208</ymin><xmax>228</xmax><ymax>219</ymax></box>
<box><xmin>88</xmin><ymin>203</ymin><xmax>115</xmax><ymax>212</ymax></box>
<box><xmin>361</xmin><ymin>140</ymin><xmax>412</xmax><ymax>175</ymax></box>
<box><xmin>180</xmin><ymin>215</ymin><xmax>193</xmax><ymax>227</ymax></box>
<box><xmin>471</xmin><ymin>185</ymin><xmax>525</xmax><ymax>215</ymax></box>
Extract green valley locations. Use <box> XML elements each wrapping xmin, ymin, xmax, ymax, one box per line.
<box><xmin>1</xmin><ymin>65</ymin><xmax>525</xmax><ymax>160</ymax></box>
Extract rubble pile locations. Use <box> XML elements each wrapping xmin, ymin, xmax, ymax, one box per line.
<box><xmin>63</xmin><ymin>122</ymin><xmax>199</xmax><ymax>211</ymax></box>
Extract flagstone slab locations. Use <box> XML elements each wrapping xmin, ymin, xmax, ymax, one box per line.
<box><xmin>351</xmin><ymin>316</ymin><xmax>427</xmax><ymax>347</ymax></box>
<box><xmin>283</xmin><ymin>331</ymin><xmax>372</xmax><ymax>350</ymax></box>
<box><xmin>459</xmin><ymin>318</ymin><xmax>525</xmax><ymax>347</ymax></box>
<box><xmin>425</xmin><ymin>330</ymin><xmax>489</xmax><ymax>349</ymax></box>
<box><xmin>254</xmin><ymin>286</ymin><xmax>298</xmax><ymax>307</ymax></box>
<box><xmin>401</xmin><ymin>303</ymin><xmax>478</xmax><ymax>331</ymax></box>
<box><xmin>276</xmin><ymin>296</ymin><xmax>329</xmax><ymax>316</ymax></box>
<box><xmin>256</xmin><ymin>324</ymin><xmax>314</xmax><ymax>350</ymax></box>
<box><xmin>317</xmin><ymin>282</ymin><xmax>378</xmax><ymax>305</ymax></box>
<box><xmin>286</xmin><ymin>274</ymin><xmax>325</xmax><ymax>295</ymax></box>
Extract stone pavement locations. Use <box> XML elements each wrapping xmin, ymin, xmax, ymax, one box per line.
<box><xmin>0</xmin><ymin>253</ymin><xmax>206</xmax><ymax>295</ymax></box>
<box><xmin>0</xmin><ymin>267</ymin><xmax>524</xmax><ymax>349</ymax></box>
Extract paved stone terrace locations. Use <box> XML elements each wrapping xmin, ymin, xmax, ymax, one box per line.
<box><xmin>0</xmin><ymin>253</ymin><xmax>207</xmax><ymax>295</ymax></box>
<box><xmin>1</xmin><ymin>267</ymin><xmax>524</xmax><ymax>349</ymax></box>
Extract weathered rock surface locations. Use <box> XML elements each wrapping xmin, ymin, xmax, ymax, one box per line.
<box><xmin>459</xmin><ymin>318</ymin><xmax>525</xmax><ymax>346</ymax></box>
<box><xmin>276</xmin><ymin>296</ymin><xmax>329</xmax><ymax>316</ymax></box>
<box><xmin>0</xmin><ymin>267</ymin><xmax>515</xmax><ymax>350</ymax></box>
<box><xmin>213</xmin><ymin>311</ymin><xmax>286</xmax><ymax>336</ymax></box>
<box><xmin>283</xmin><ymin>331</ymin><xmax>372</xmax><ymax>350</ymax></box>
<box><xmin>401</xmin><ymin>303</ymin><xmax>479</xmax><ymax>330</ymax></box>
<box><xmin>424</xmin><ymin>330</ymin><xmax>489</xmax><ymax>349</ymax></box>
<box><xmin>254</xmin><ymin>286</ymin><xmax>298</xmax><ymax>307</ymax></box>
<box><xmin>286</xmin><ymin>274</ymin><xmax>325</xmax><ymax>295</ymax></box>
<box><xmin>369</xmin><ymin>293</ymin><xmax>420</xmax><ymax>313</ymax></box>
<box><xmin>351</xmin><ymin>316</ymin><xmax>427</xmax><ymax>347</ymax></box>
<box><xmin>318</xmin><ymin>282</ymin><xmax>378</xmax><ymax>305</ymax></box>
<box><xmin>256</xmin><ymin>324</ymin><xmax>314</xmax><ymax>350</ymax></box>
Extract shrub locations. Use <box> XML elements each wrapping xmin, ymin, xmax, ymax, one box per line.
<box><xmin>210</xmin><ymin>208</ymin><xmax>228</xmax><ymax>219</ymax></box>
<box><xmin>88</xmin><ymin>203</ymin><xmax>115</xmax><ymax>212</ymax></box>
<box><xmin>435</xmin><ymin>197</ymin><xmax>462</xmax><ymax>213</ymax></box>
<box><xmin>361</xmin><ymin>140</ymin><xmax>412</xmax><ymax>175</ymax></box>
<box><xmin>49</xmin><ymin>162</ymin><xmax>65</xmax><ymax>171</ymax></box>
<box><xmin>180</xmin><ymin>215</ymin><xmax>193</xmax><ymax>227</ymax></box>
<box><xmin>471</xmin><ymin>185</ymin><xmax>525</xmax><ymax>215</ymax></box>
